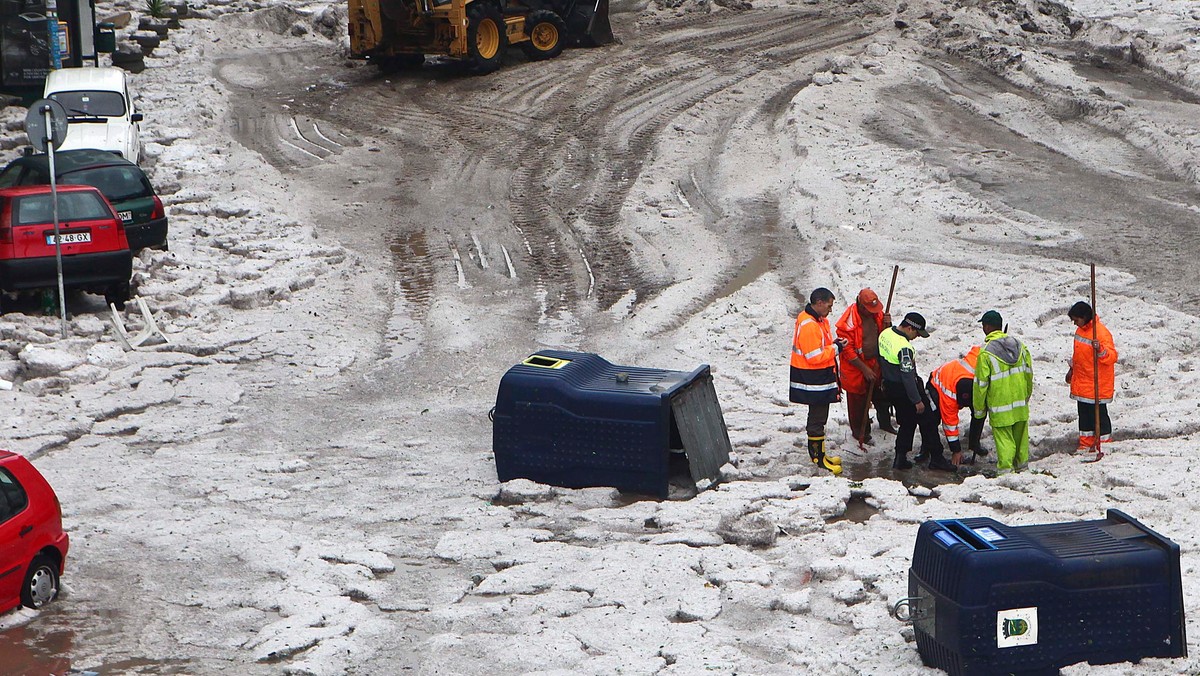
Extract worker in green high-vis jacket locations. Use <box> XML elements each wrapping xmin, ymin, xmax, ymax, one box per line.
<box><xmin>972</xmin><ymin>310</ymin><xmax>1035</xmax><ymax>474</ymax></box>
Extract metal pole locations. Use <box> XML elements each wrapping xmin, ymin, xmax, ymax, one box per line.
<box><xmin>44</xmin><ymin>105</ymin><xmax>68</xmax><ymax>338</ymax></box>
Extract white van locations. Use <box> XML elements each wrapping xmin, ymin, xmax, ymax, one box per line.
<box><xmin>43</xmin><ymin>67</ymin><xmax>143</xmax><ymax>164</ymax></box>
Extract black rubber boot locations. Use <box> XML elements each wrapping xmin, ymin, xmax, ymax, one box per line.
<box><xmin>928</xmin><ymin>455</ymin><xmax>956</xmax><ymax>472</ymax></box>
<box><xmin>893</xmin><ymin>450</ymin><xmax>913</xmax><ymax>470</ymax></box>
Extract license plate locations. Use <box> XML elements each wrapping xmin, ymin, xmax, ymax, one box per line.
<box><xmin>117</xmin><ymin>211</ymin><xmax>132</xmax><ymax>222</ymax></box>
<box><xmin>46</xmin><ymin>232</ymin><xmax>91</xmax><ymax>245</ymax></box>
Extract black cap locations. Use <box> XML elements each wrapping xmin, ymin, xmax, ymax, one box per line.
<box><xmin>979</xmin><ymin>310</ymin><xmax>1003</xmax><ymax>327</ymax></box>
<box><xmin>1068</xmin><ymin>301</ymin><xmax>1093</xmax><ymax>322</ymax></box>
<box><xmin>901</xmin><ymin>312</ymin><xmax>930</xmax><ymax>337</ymax></box>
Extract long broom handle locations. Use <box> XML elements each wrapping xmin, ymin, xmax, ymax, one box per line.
<box><xmin>1091</xmin><ymin>263</ymin><xmax>1101</xmax><ymax>452</ymax></box>
<box><xmin>858</xmin><ymin>266</ymin><xmax>900</xmax><ymax>443</ymax></box>
<box><xmin>884</xmin><ymin>265</ymin><xmax>899</xmax><ymax>314</ymax></box>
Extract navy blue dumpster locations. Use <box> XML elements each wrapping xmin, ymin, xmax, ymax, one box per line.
<box><xmin>901</xmin><ymin>509</ymin><xmax>1186</xmax><ymax>675</ymax></box>
<box><xmin>492</xmin><ymin>350</ymin><xmax>732</xmax><ymax>497</ymax></box>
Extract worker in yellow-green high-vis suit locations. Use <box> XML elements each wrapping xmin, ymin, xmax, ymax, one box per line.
<box><xmin>972</xmin><ymin>310</ymin><xmax>1034</xmax><ymax>474</ymax></box>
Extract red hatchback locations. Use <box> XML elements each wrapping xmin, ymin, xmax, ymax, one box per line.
<box><xmin>0</xmin><ymin>184</ymin><xmax>132</xmax><ymax>309</ymax></box>
<box><xmin>0</xmin><ymin>451</ymin><xmax>68</xmax><ymax>613</ymax></box>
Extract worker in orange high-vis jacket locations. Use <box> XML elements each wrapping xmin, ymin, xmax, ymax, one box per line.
<box><xmin>926</xmin><ymin>346</ymin><xmax>987</xmax><ymax>466</ymax></box>
<box><xmin>1065</xmin><ymin>301</ymin><xmax>1118</xmax><ymax>455</ymax></box>
<box><xmin>835</xmin><ymin>288</ymin><xmax>895</xmax><ymax>445</ymax></box>
<box><xmin>790</xmin><ymin>287</ymin><xmax>848</xmax><ymax>475</ymax></box>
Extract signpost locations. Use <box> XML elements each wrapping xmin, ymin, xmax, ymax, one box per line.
<box><xmin>24</xmin><ymin>98</ymin><xmax>69</xmax><ymax>337</ymax></box>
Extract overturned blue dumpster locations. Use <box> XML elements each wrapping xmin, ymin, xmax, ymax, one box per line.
<box><xmin>492</xmin><ymin>350</ymin><xmax>732</xmax><ymax>497</ymax></box>
<box><xmin>894</xmin><ymin>509</ymin><xmax>1186</xmax><ymax>675</ymax></box>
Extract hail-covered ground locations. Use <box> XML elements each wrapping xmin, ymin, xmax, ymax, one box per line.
<box><xmin>0</xmin><ymin>0</ymin><xmax>1199</xmax><ymax>673</ymax></box>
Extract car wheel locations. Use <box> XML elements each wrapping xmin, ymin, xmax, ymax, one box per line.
<box><xmin>105</xmin><ymin>282</ymin><xmax>130</xmax><ymax>310</ymax></box>
<box><xmin>21</xmin><ymin>555</ymin><xmax>60</xmax><ymax>609</ymax></box>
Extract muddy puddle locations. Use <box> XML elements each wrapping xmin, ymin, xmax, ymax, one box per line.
<box><xmin>0</xmin><ymin>619</ymin><xmax>74</xmax><ymax>675</ymax></box>
<box><xmin>827</xmin><ymin>493</ymin><xmax>882</xmax><ymax>523</ymax></box>
<box><xmin>0</xmin><ymin>605</ymin><xmax>193</xmax><ymax>675</ymax></box>
<box><xmin>839</xmin><ymin>452</ymin><xmax>967</xmax><ymax>488</ymax></box>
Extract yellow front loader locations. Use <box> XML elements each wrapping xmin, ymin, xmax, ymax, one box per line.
<box><xmin>348</xmin><ymin>0</ymin><xmax>613</xmax><ymax>73</ymax></box>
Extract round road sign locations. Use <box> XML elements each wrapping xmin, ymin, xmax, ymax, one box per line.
<box><xmin>24</xmin><ymin>98</ymin><xmax>69</xmax><ymax>153</ymax></box>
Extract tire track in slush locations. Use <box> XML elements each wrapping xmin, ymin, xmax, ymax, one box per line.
<box><xmin>223</xmin><ymin>12</ymin><xmax>866</xmax><ymax>327</ymax></box>
<box><xmin>328</xmin><ymin>10</ymin><xmax>865</xmax><ymax>317</ymax></box>
<box><xmin>556</xmin><ymin>16</ymin><xmax>871</xmax><ymax>307</ymax></box>
<box><xmin>217</xmin><ymin>52</ymin><xmax>360</xmax><ymax>170</ymax></box>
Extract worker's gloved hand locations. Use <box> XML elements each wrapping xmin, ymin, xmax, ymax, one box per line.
<box><xmin>834</xmin><ymin>338</ymin><xmax>848</xmax><ymax>353</ymax></box>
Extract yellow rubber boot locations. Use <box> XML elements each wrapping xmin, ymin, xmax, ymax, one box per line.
<box><xmin>808</xmin><ymin>436</ymin><xmax>841</xmax><ymax>465</ymax></box>
<box><xmin>818</xmin><ymin>453</ymin><xmax>842</xmax><ymax>475</ymax></box>
<box><xmin>808</xmin><ymin>437</ymin><xmax>842</xmax><ymax>476</ymax></box>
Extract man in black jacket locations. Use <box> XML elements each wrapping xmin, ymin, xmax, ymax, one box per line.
<box><xmin>878</xmin><ymin>312</ymin><xmax>953</xmax><ymax>472</ymax></box>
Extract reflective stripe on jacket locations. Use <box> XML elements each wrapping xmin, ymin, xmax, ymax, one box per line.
<box><xmin>1071</xmin><ymin>317</ymin><xmax>1117</xmax><ymax>403</ymax></box>
<box><xmin>973</xmin><ymin>331</ymin><xmax>1033</xmax><ymax>427</ymax></box>
<box><xmin>789</xmin><ymin>306</ymin><xmax>839</xmax><ymax>404</ymax></box>
<box><xmin>930</xmin><ymin>346</ymin><xmax>979</xmax><ymax>442</ymax></box>
<box><xmin>879</xmin><ymin>327</ymin><xmax>921</xmax><ymax>405</ymax></box>
<box><xmin>835</xmin><ymin>303</ymin><xmax>884</xmax><ymax>395</ymax></box>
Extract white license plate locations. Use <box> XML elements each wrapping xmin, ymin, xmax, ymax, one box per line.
<box><xmin>46</xmin><ymin>232</ymin><xmax>91</xmax><ymax>245</ymax></box>
<box><xmin>117</xmin><ymin>211</ymin><xmax>132</xmax><ymax>222</ymax></box>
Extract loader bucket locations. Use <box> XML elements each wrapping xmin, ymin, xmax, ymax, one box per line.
<box><xmin>568</xmin><ymin>0</ymin><xmax>614</xmax><ymax>47</ymax></box>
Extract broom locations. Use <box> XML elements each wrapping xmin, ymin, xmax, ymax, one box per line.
<box><xmin>1083</xmin><ymin>263</ymin><xmax>1104</xmax><ymax>462</ymax></box>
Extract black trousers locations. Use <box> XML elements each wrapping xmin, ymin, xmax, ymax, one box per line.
<box><xmin>925</xmin><ymin>381</ymin><xmax>983</xmax><ymax>454</ymax></box>
<box><xmin>1077</xmin><ymin>401</ymin><xmax>1112</xmax><ymax>437</ymax></box>
<box><xmin>806</xmin><ymin>402</ymin><xmax>830</xmax><ymax>437</ymax></box>
<box><xmin>887</xmin><ymin>379</ymin><xmax>943</xmax><ymax>458</ymax></box>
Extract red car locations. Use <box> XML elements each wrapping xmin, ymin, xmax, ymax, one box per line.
<box><xmin>0</xmin><ymin>451</ymin><xmax>68</xmax><ymax>613</ymax></box>
<box><xmin>0</xmin><ymin>184</ymin><xmax>133</xmax><ymax>310</ymax></box>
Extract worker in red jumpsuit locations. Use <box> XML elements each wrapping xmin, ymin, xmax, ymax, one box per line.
<box><xmin>834</xmin><ymin>288</ymin><xmax>895</xmax><ymax>445</ymax></box>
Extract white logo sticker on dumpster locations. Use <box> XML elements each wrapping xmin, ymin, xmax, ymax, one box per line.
<box><xmin>973</xmin><ymin>526</ymin><xmax>1005</xmax><ymax>542</ymax></box>
<box><xmin>997</xmin><ymin>607</ymin><xmax>1038</xmax><ymax>648</ymax></box>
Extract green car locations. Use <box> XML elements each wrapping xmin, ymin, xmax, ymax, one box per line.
<box><xmin>0</xmin><ymin>149</ymin><xmax>167</xmax><ymax>252</ymax></box>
